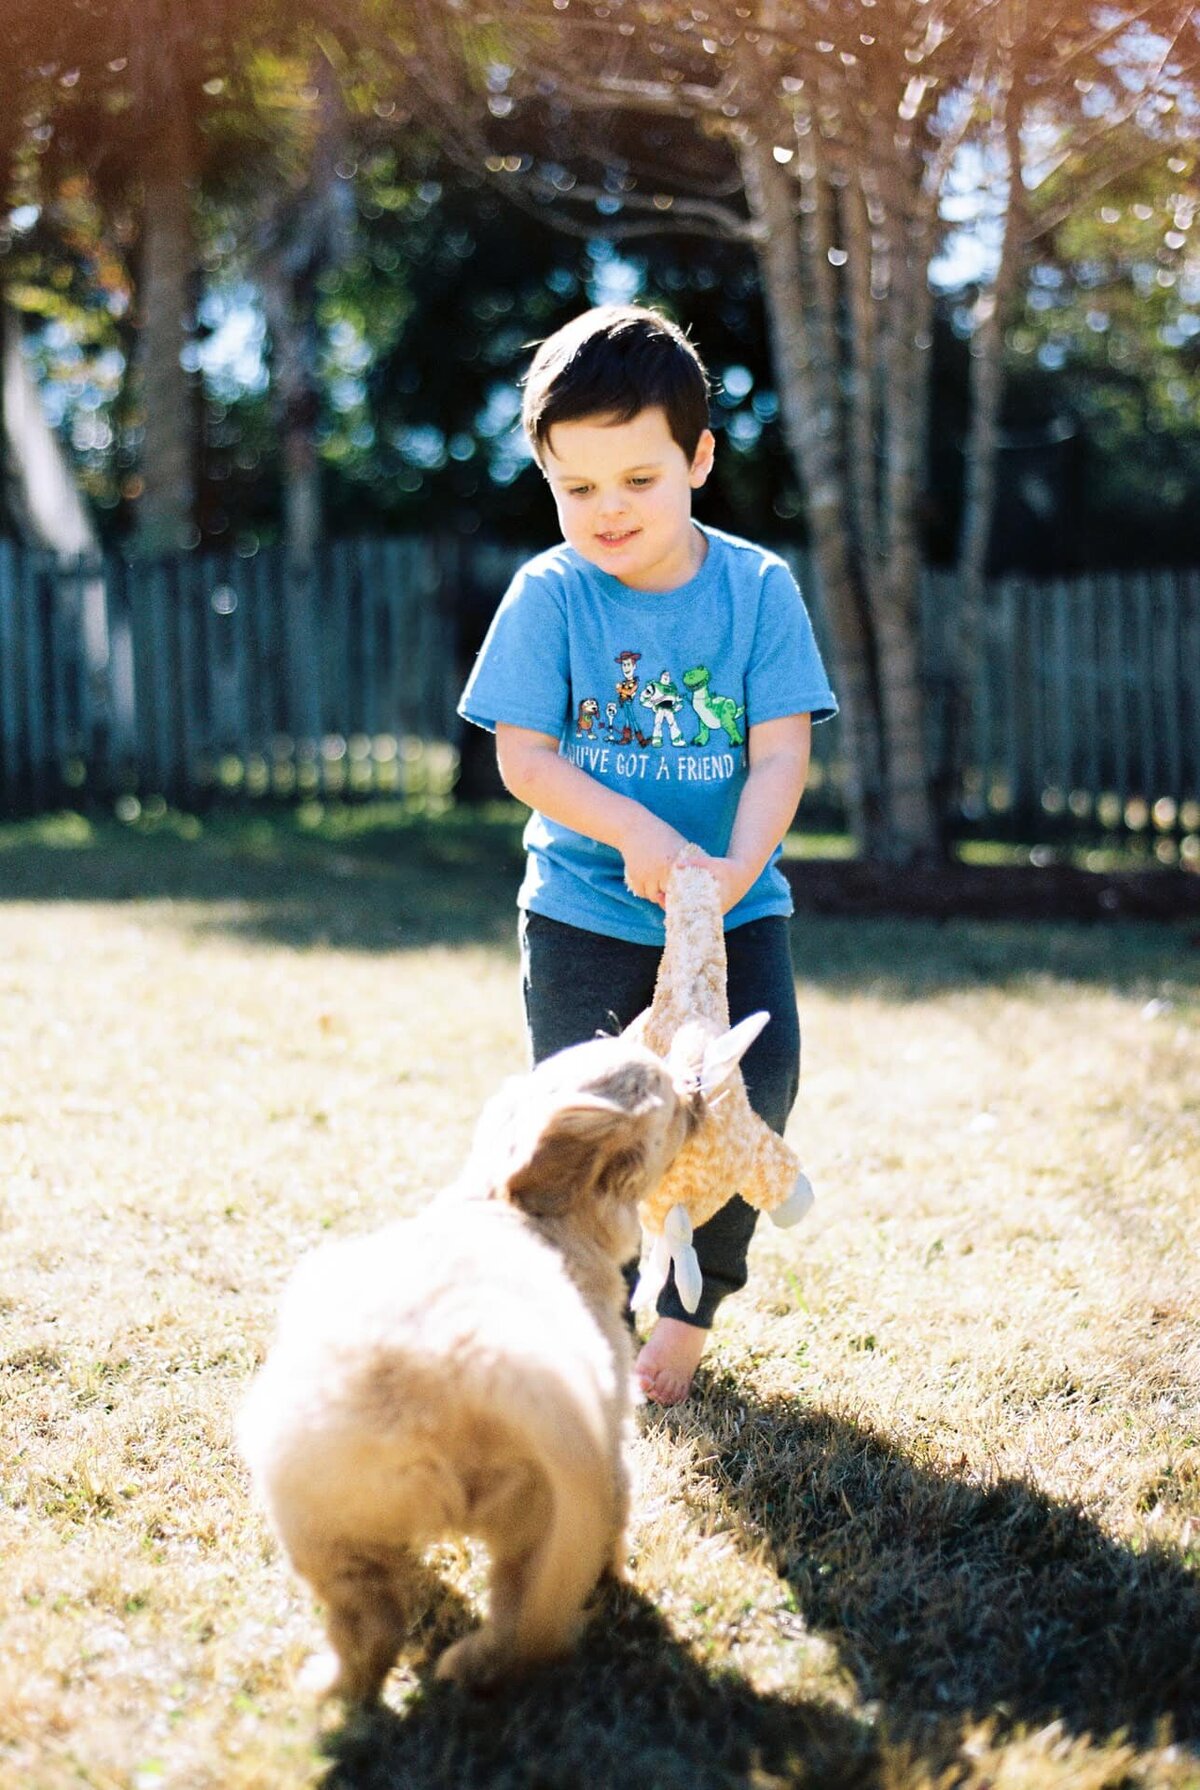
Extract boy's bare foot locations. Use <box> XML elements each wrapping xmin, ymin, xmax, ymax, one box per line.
<box><xmin>635</xmin><ymin>1318</ymin><xmax>708</xmax><ymax>1406</ymax></box>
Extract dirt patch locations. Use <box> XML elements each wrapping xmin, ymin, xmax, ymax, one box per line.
<box><xmin>783</xmin><ymin>858</ymin><xmax>1200</xmax><ymax>924</ymax></box>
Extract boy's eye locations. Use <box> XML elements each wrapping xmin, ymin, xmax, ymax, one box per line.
<box><xmin>568</xmin><ymin>486</ymin><xmax>591</xmax><ymax>498</ymax></box>
<box><xmin>628</xmin><ymin>476</ymin><xmax>655</xmax><ymax>488</ymax></box>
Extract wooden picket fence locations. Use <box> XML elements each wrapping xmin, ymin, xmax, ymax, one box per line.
<box><xmin>0</xmin><ymin>536</ymin><xmax>461</xmax><ymax>812</ymax></box>
<box><xmin>920</xmin><ymin>565</ymin><xmax>1200</xmax><ymax>852</ymax></box>
<box><xmin>0</xmin><ymin>535</ymin><xmax>1198</xmax><ymax>853</ymax></box>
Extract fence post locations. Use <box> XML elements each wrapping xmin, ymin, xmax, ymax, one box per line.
<box><xmin>1157</xmin><ymin>571</ymin><xmax>1182</xmax><ymax>824</ymax></box>
<box><xmin>1060</xmin><ymin>580</ymin><xmax>1078</xmax><ymax>803</ymax></box>
<box><xmin>919</xmin><ymin>566</ymin><xmax>955</xmax><ymax>832</ymax></box>
<box><xmin>1132</xmin><ymin>570</ymin><xmax>1155</xmax><ymax>803</ymax></box>
<box><xmin>1186</xmin><ymin>570</ymin><xmax>1200</xmax><ymax>809</ymax></box>
<box><xmin>0</xmin><ymin>538</ymin><xmax>22</xmax><ymax>809</ymax></box>
<box><xmin>1103</xmin><ymin>571</ymin><xmax>1129</xmax><ymax>814</ymax></box>
<box><xmin>284</xmin><ymin>550</ymin><xmax>322</xmax><ymax>792</ymax></box>
<box><xmin>19</xmin><ymin>548</ymin><xmax>49</xmax><ymax>809</ymax></box>
<box><xmin>175</xmin><ymin>549</ymin><xmax>202</xmax><ymax>807</ymax></box>
<box><xmin>1080</xmin><ymin>575</ymin><xmax>1102</xmax><ymax>804</ymax></box>
<box><xmin>1000</xmin><ymin>577</ymin><xmax>1028</xmax><ymax>825</ymax></box>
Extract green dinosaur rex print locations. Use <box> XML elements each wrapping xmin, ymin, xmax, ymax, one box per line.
<box><xmin>682</xmin><ymin>665</ymin><xmax>745</xmax><ymax>747</ymax></box>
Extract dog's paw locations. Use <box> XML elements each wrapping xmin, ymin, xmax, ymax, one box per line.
<box><xmin>434</xmin><ymin>1629</ymin><xmax>504</xmax><ymax>1690</ymax></box>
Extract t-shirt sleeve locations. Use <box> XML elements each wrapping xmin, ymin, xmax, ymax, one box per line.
<box><xmin>457</xmin><ymin>563</ymin><xmax>571</xmax><ymax>738</ymax></box>
<box><xmin>746</xmin><ymin>559</ymin><xmax>838</xmax><ymax>726</ymax></box>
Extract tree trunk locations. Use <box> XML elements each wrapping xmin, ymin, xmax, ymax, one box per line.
<box><xmin>133</xmin><ymin>107</ymin><xmax>196</xmax><ymax>557</ymax></box>
<box><xmin>841</xmin><ymin>178</ymin><xmax>882</xmax><ymax>580</ymax></box>
<box><xmin>741</xmin><ymin>134</ymin><xmax>887</xmax><ymax>852</ymax></box>
<box><xmin>953</xmin><ymin>68</ymin><xmax>1026</xmax><ymax>846</ymax></box>
<box><xmin>852</xmin><ymin>93</ymin><xmax>943</xmax><ymax>864</ymax></box>
<box><xmin>878</xmin><ymin>214</ymin><xmax>941</xmax><ymax>861</ymax></box>
<box><xmin>255</xmin><ymin>78</ymin><xmax>352</xmax><ymax>575</ymax></box>
<box><xmin>260</xmin><ymin>271</ymin><xmax>324</xmax><ymax>745</ymax></box>
<box><xmin>740</xmin><ymin>133</ymin><xmax>944</xmax><ymax>862</ymax></box>
<box><xmin>958</xmin><ymin>76</ymin><xmax>1025</xmax><ymax>612</ymax></box>
<box><xmin>2</xmin><ymin>304</ymin><xmax>98</xmax><ymax>554</ymax></box>
<box><xmin>261</xmin><ymin>276</ymin><xmax>324</xmax><ymax>570</ymax></box>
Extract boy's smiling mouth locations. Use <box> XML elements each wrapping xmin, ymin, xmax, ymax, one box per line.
<box><xmin>597</xmin><ymin>528</ymin><xmax>640</xmax><ymax>547</ymax></box>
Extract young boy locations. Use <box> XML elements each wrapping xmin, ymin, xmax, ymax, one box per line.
<box><xmin>458</xmin><ymin>305</ymin><xmax>837</xmax><ymax>1404</ymax></box>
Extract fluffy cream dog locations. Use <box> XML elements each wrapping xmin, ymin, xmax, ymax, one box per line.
<box><xmin>238</xmin><ymin>1023</ymin><xmax>756</xmax><ymax>1701</ymax></box>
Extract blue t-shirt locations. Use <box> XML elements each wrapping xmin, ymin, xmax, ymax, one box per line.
<box><xmin>458</xmin><ymin>523</ymin><xmax>838</xmax><ymax>945</ymax></box>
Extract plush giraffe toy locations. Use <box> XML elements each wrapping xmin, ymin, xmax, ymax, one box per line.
<box><xmin>623</xmin><ymin>860</ymin><xmax>815</xmax><ymax>1316</ymax></box>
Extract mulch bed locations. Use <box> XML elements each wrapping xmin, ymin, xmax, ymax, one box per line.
<box><xmin>782</xmin><ymin>858</ymin><xmax>1200</xmax><ymax>924</ymax></box>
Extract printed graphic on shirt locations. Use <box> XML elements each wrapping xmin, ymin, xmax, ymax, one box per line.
<box><xmin>639</xmin><ymin>671</ymin><xmax>687</xmax><ymax>748</ymax></box>
<box><xmin>564</xmin><ymin>739</ymin><xmax>739</xmax><ymax>783</ymax></box>
<box><xmin>561</xmin><ymin>644</ymin><xmax>745</xmax><ymax>788</ymax></box>
<box><xmin>613</xmin><ymin>650</ymin><xmax>651</xmax><ymax>747</ymax></box>
<box><xmin>575</xmin><ymin>696</ymin><xmax>601</xmax><ymax>738</ymax></box>
<box><xmin>682</xmin><ymin>665</ymin><xmax>744</xmax><ymax>747</ymax></box>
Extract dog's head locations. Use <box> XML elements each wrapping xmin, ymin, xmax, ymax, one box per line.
<box><xmin>488</xmin><ymin>1040</ymin><xmax>690</xmax><ymax>1259</ymax></box>
<box><xmin>468</xmin><ymin>1029</ymin><xmax>759</xmax><ymax>1257</ymax></box>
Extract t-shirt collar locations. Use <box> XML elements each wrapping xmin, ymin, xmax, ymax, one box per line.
<box><xmin>564</xmin><ymin>522</ymin><xmax>720</xmax><ymax>611</ymax></box>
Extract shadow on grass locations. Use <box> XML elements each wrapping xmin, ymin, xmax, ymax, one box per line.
<box><xmin>0</xmin><ymin>808</ymin><xmax>528</xmax><ymax>955</ymax></box>
<box><xmin>785</xmin><ymin>911</ymin><xmax>1198</xmax><ymax>1002</ymax></box>
<box><xmin>670</xmin><ymin>1377</ymin><xmax>1200</xmax><ymax>1771</ymax></box>
<box><xmin>310</xmin><ymin>1379</ymin><xmax>1199</xmax><ymax>1788</ymax></box>
<box><xmin>0</xmin><ymin>806</ymin><xmax>1195</xmax><ymax>991</ymax></box>
<box><xmin>321</xmin><ymin>1579</ymin><xmax>876</xmax><ymax>1790</ymax></box>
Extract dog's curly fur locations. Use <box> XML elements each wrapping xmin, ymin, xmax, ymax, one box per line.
<box><xmin>238</xmin><ymin>1034</ymin><xmax>707</xmax><ymax>1701</ymax></box>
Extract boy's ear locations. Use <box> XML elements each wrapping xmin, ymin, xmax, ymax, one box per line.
<box><xmin>690</xmin><ymin>428</ymin><xmax>716</xmax><ymax>488</ymax></box>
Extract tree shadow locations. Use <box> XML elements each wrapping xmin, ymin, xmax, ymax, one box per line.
<box><xmin>0</xmin><ymin>809</ymin><xmax>1193</xmax><ymax>991</ymax></box>
<box><xmin>667</xmin><ymin>1376</ymin><xmax>1200</xmax><ymax>1768</ymax></box>
<box><xmin>785</xmin><ymin>909</ymin><xmax>1198</xmax><ymax>1002</ymax></box>
<box><xmin>320</xmin><ymin>1578</ymin><xmax>877</xmax><ymax>1790</ymax></box>
<box><xmin>0</xmin><ymin>812</ymin><xmax>526</xmax><ymax>955</ymax></box>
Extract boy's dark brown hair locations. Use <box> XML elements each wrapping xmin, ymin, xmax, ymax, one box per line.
<box><xmin>522</xmin><ymin>305</ymin><xmax>711</xmax><ymax>465</ymax></box>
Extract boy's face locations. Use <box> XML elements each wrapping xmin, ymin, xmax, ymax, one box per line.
<box><xmin>540</xmin><ymin>406</ymin><xmax>715</xmax><ymax>593</ymax></box>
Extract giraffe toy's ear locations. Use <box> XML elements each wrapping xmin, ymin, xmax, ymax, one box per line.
<box><xmin>697</xmin><ymin>1011</ymin><xmax>770</xmax><ymax>1096</ymax></box>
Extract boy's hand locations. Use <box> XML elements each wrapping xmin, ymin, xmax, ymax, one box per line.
<box><xmin>675</xmin><ymin>846</ymin><xmax>758</xmax><ymax>914</ymax></box>
<box><xmin>621</xmin><ymin>814</ymin><xmax>691</xmax><ymax>907</ymax></box>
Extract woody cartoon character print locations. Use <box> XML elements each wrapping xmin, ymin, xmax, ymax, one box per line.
<box><xmin>613</xmin><ymin>650</ymin><xmax>650</xmax><ymax>746</ymax></box>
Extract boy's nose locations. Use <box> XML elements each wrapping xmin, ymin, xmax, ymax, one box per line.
<box><xmin>596</xmin><ymin>490</ymin><xmax>629</xmax><ymax>522</ymax></box>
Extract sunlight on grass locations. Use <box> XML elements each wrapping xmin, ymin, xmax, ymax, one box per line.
<box><xmin>0</xmin><ymin>809</ymin><xmax>1196</xmax><ymax>1789</ymax></box>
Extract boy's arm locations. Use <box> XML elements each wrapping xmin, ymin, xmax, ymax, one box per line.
<box><xmin>496</xmin><ymin>724</ymin><xmax>689</xmax><ymax>907</ymax></box>
<box><xmin>679</xmin><ymin>714</ymin><xmax>812</xmax><ymax>913</ymax></box>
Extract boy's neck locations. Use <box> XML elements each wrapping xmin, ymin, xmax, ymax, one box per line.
<box><xmin>611</xmin><ymin>521</ymin><xmax>708</xmax><ymax>595</ymax></box>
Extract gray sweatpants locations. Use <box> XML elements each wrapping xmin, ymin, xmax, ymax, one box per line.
<box><xmin>518</xmin><ymin>910</ymin><xmax>801</xmax><ymax>1329</ymax></box>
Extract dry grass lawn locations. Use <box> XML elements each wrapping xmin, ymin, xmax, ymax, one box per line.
<box><xmin>1</xmin><ymin>805</ymin><xmax>1197</xmax><ymax>1790</ymax></box>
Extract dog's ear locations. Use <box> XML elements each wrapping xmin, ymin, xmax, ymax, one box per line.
<box><xmin>504</xmin><ymin>1095</ymin><xmax>645</xmax><ymax>1217</ymax></box>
